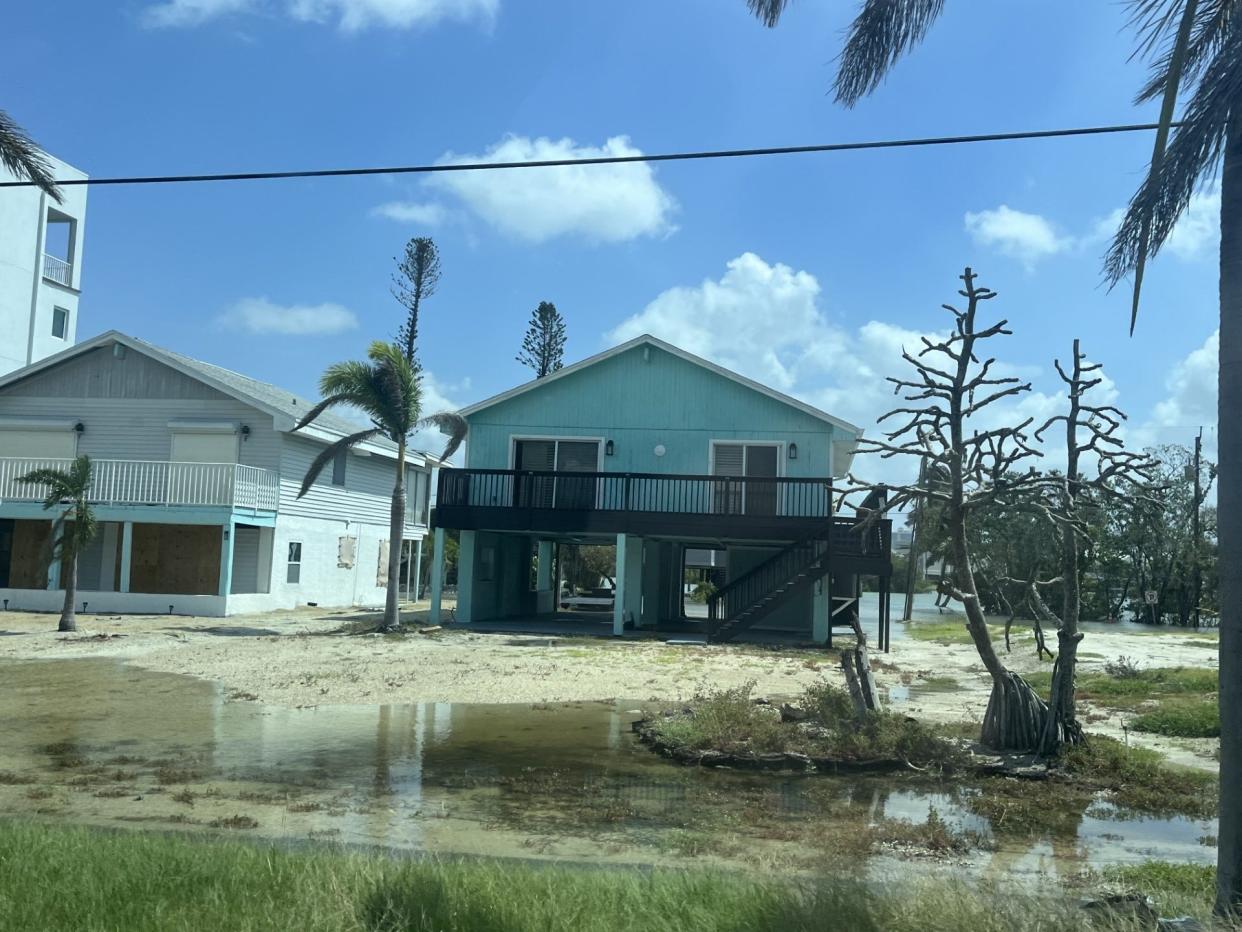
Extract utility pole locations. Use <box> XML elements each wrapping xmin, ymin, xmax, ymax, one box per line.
<box><xmin>902</xmin><ymin>456</ymin><xmax>927</xmax><ymax>622</ymax></box>
<box><xmin>1193</xmin><ymin>428</ymin><xmax>1202</xmax><ymax>629</ymax></box>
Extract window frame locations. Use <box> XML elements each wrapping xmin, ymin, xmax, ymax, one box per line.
<box><xmin>286</xmin><ymin>541</ymin><xmax>303</xmax><ymax>584</ymax></box>
<box><xmin>51</xmin><ymin>306</ymin><xmax>69</xmax><ymax>340</ymax></box>
<box><xmin>331</xmin><ymin>448</ymin><xmax>347</xmax><ymax>487</ymax></box>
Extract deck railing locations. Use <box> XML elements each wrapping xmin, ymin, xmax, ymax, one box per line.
<box><xmin>0</xmin><ymin>458</ymin><xmax>279</xmax><ymax>512</ymax></box>
<box><xmin>437</xmin><ymin>468</ymin><xmax>834</xmax><ymax>519</ymax></box>
<box><xmin>42</xmin><ymin>254</ymin><xmax>72</xmax><ymax>287</ymax></box>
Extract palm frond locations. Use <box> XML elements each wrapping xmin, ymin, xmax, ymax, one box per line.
<box><xmin>294</xmin><ymin>392</ymin><xmax>355</xmax><ymax>431</ymax></box>
<box><xmin>296</xmin><ymin>428</ymin><xmax>381</xmax><ymax>498</ymax></box>
<box><xmin>0</xmin><ymin>109</ymin><xmax>62</xmax><ymax>203</ymax></box>
<box><xmin>1130</xmin><ymin>0</ymin><xmax>1230</xmax><ymax>102</ymax></box>
<box><xmin>833</xmin><ymin>0</ymin><xmax>946</xmax><ymax>107</ymax></box>
<box><xmin>1104</xmin><ymin>10</ymin><xmax>1240</xmax><ymax>326</ymax></box>
<box><xmin>746</xmin><ymin>0</ymin><xmax>793</xmax><ymax>27</ymax></box>
<box><xmin>416</xmin><ymin>412</ymin><xmax>469</xmax><ymax>462</ymax></box>
<box><xmin>1118</xmin><ymin>0</ymin><xmax>1202</xmax><ymax>333</ymax></box>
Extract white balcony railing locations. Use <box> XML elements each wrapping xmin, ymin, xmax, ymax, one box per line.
<box><xmin>0</xmin><ymin>459</ymin><xmax>279</xmax><ymax>512</ymax></box>
<box><xmin>42</xmin><ymin>254</ymin><xmax>72</xmax><ymax>287</ymax></box>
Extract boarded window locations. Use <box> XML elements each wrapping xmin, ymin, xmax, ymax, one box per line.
<box><xmin>171</xmin><ymin>431</ymin><xmax>238</xmax><ymax>464</ymax></box>
<box><xmin>338</xmin><ymin>535</ymin><xmax>357</xmax><ymax>568</ymax></box>
<box><xmin>376</xmin><ymin>539</ymin><xmax>390</xmax><ymax>587</ymax></box>
<box><xmin>287</xmin><ymin>541</ymin><xmax>302</xmax><ymax>584</ymax></box>
<box><xmin>0</xmin><ymin>428</ymin><xmax>76</xmax><ymax>459</ymax></box>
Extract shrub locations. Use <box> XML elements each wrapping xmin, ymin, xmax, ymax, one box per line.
<box><xmin>1130</xmin><ymin>700</ymin><xmax>1220</xmax><ymax>738</ymax></box>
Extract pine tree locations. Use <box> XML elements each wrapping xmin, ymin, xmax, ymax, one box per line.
<box><xmin>392</xmin><ymin>237</ymin><xmax>441</xmax><ymax>374</ymax></box>
<box><xmin>516</xmin><ymin>301</ymin><xmax>567</xmax><ymax>378</ymax></box>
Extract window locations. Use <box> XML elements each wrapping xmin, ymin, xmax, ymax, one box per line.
<box><xmin>51</xmin><ymin>307</ymin><xmax>69</xmax><ymax>339</ymax></box>
<box><xmin>286</xmin><ymin>541</ymin><xmax>302</xmax><ymax>584</ymax></box>
<box><xmin>337</xmin><ymin>536</ymin><xmax>356</xmax><ymax>569</ymax></box>
<box><xmin>331</xmin><ymin>448</ymin><xmax>347</xmax><ymax>486</ymax></box>
<box><xmin>512</xmin><ymin>438</ymin><xmax>600</xmax><ymax>509</ymax></box>
<box><xmin>712</xmin><ymin>443</ymin><xmax>780</xmax><ymax>516</ymax></box>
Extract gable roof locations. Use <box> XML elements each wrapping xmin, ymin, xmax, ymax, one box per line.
<box><xmin>457</xmin><ymin>334</ymin><xmax>863</xmax><ymax>435</ymax></box>
<box><xmin>0</xmin><ymin>331</ymin><xmax>439</xmax><ymax>466</ymax></box>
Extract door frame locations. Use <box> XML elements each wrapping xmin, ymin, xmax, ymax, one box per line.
<box><xmin>708</xmin><ymin>440</ymin><xmax>786</xmax><ymax>515</ymax></box>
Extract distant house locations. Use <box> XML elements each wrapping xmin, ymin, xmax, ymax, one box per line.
<box><xmin>0</xmin><ymin>332</ymin><xmax>435</xmax><ymax>616</ymax></box>
<box><xmin>430</xmin><ymin>335</ymin><xmax>894</xmax><ymax>645</ymax></box>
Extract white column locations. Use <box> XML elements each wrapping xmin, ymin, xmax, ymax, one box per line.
<box><xmin>218</xmin><ymin>523</ymin><xmax>234</xmax><ymax>598</ymax></box>
<box><xmin>813</xmin><ymin>577</ymin><xmax>830</xmax><ymax>643</ymax></box>
<box><xmin>536</xmin><ymin>539</ymin><xmax>554</xmax><ymax>614</ymax></box>
<box><xmin>429</xmin><ymin>527</ymin><xmax>445</xmax><ymax>624</ymax></box>
<box><xmin>613</xmin><ymin>534</ymin><xmax>643</xmax><ymax>636</ymax></box>
<box><xmin>413</xmin><ymin>538</ymin><xmax>424</xmax><ymax>601</ymax></box>
<box><xmin>119</xmin><ymin>521</ymin><xmax>133</xmax><ymax>593</ymax></box>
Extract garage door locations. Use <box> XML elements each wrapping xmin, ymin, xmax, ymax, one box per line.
<box><xmin>0</xmin><ymin>429</ymin><xmax>76</xmax><ymax>459</ymax></box>
<box><xmin>170</xmin><ymin>431</ymin><xmax>238</xmax><ymax>463</ymax></box>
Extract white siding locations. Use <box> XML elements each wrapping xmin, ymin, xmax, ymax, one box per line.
<box><xmin>279</xmin><ymin>434</ymin><xmax>401</xmax><ymax>527</ymax></box>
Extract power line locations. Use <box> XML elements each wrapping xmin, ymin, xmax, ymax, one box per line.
<box><xmin>0</xmin><ymin>121</ymin><xmax>1179</xmax><ymax>191</ymax></box>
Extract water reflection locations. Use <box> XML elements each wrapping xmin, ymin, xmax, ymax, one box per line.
<box><xmin>0</xmin><ymin>658</ymin><xmax>1217</xmax><ymax>878</ymax></box>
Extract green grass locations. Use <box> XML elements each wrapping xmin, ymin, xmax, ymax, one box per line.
<box><xmin>1061</xmin><ymin>736</ymin><xmax>1217</xmax><ymax>817</ymax></box>
<box><xmin>1023</xmin><ymin>667</ymin><xmax>1220</xmax><ymax>737</ymax></box>
<box><xmin>649</xmin><ymin>681</ymin><xmax>963</xmax><ymax>770</ymax></box>
<box><xmin>1130</xmin><ymin>700</ymin><xmax>1221</xmax><ymax>738</ymax></box>
<box><xmin>0</xmin><ymin>821</ymin><xmax>1184</xmax><ymax>932</ymax></box>
<box><xmin>1083</xmin><ymin>862</ymin><xmax>1218</xmax><ymax>919</ymax></box>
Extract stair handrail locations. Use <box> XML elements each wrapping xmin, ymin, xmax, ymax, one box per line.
<box><xmin>706</xmin><ymin>518</ymin><xmax>835</xmax><ymax>638</ymax></box>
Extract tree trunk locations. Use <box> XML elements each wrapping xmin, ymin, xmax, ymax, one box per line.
<box><xmin>1216</xmin><ymin>108</ymin><xmax>1242</xmax><ymax>919</ymax></box>
<box><xmin>1039</xmin><ymin>523</ymin><xmax>1085</xmax><ymax>755</ymax></box>
<box><xmin>949</xmin><ymin>522</ymin><xmax>1049</xmax><ymax>751</ymax></box>
<box><xmin>382</xmin><ymin>439</ymin><xmax>408</xmax><ymax>632</ymax></box>
<box><xmin>58</xmin><ymin>550</ymin><xmax>77</xmax><ymax>633</ymax></box>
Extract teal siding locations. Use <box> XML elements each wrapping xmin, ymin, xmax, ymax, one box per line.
<box><xmin>466</xmin><ymin>345</ymin><xmax>836</xmax><ymax>477</ymax></box>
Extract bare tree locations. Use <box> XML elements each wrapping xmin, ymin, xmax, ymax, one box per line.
<box><xmin>846</xmin><ymin>267</ymin><xmax>1053</xmax><ymax>751</ymax></box>
<box><xmin>1032</xmin><ymin>339</ymin><xmax>1158</xmax><ymax>753</ymax></box>
<box><xmin>392</xmin><ymin>237</ymin><xmax>441</xmax><ymax>373</ymax></box>
<box><xmin>516</xmin><ymin>301</ymin><xmax>567</xmax><ymax>378</ymax></box>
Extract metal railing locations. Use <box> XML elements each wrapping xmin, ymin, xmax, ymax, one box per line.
<box><xmin>42</xmin><ymin>254</ymin><xmax>72</xmax><ymax>287</ymax></box>
<box><xmin>0</xmin><ymin>458</ymin><xmax>279</xmax><ymax>511</ymax></box>
<box><xmin>438</xmin><ymin>468</ymin><xmax>834</xmax><ymax>518</ymax></box>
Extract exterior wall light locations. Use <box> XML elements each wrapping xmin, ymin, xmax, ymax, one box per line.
<box><xmin>241</xmin><ymin>424</ymin><xmax>251</xmax><ymax>440</ymax></box>
<box><xmin>788</xmin><ymin>442</ymin><xmax>798</xmax><ymax>460</ymax></box>
<box><xmin>73</xmin><ymin>422</ymin><xmax>85</xmax><ymax>433</ymax></box>
<box><xmin>605</xmin><ymin>440</ymin><xmax>614</xmax><ymax>456</ymax></box>
<box><xmin>653</xmin><ymin>444</ymin><xmax>666</xmax><ymax>457</ymax></box>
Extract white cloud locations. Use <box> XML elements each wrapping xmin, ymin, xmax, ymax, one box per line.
<box><xmin>141</xmin><ymin>0</ymin><xmax>495</xmax><ymax>30</ymax></box>
<box><xmin>413</xmin><ymin>371</ymin><xmax>470</xmax><ymax>463</ymax></box>
<box><xmin>1165</xmin><ymin>183</ymin><xmax>1221</xmax><ymax>260</ymax></box>
<box><xmin>428</xmin><ymin>135</ymin><xmax>677</xmax><ymax>243</ymax></box>
<box><xmin>605</xmin><ymin>253</ymin><xmax>1066</xmax><ymax>489</ymax></box>
<box><xmin>216</xmin><ymin>297</ymin><xmax>359</xmax><ymax>335</ymax></box>
<box><xmin>288</xmin><ymin>0</ymin><xmax>496</xmax><ymax>31</ymax></box>
<box><xmin>964</xmin><ymin>205</ymin><xmax>1072</xmax><ymax>268</ymax></box>
<box><xmin>141</xmin><ymin>0</ymin><xmax>253</xmax><ymax>27</ymax></box>
<box><xmin>371</xmin><ymin>201</ymin><xmax>450</xmax><ymax>225</ymax></box>
<box><xmin>1131</xmin><ymin>329</ymin><xmax>1218</xmax><ymax>457</ymax></box>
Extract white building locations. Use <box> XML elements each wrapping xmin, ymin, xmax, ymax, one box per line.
<box><xmin>0</xmin><ymin>331</ymin><xmax>436</xmax><ymax>617</ymax></box>
<box><xmin>0</xmin><ymin>153</ymin><xmax>88</xmax><ymax>377</ymax></box>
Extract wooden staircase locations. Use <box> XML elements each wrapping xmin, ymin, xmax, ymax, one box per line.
<box><xmin>706</xmin><ymin>522</ymin><xmax>836</xmax><ymax>643</ymax></box>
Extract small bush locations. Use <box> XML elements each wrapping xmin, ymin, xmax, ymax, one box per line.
<box><xmin>1062</xmin><ymin>736</ymin><xmax>1216</xmax><ymax>817</ymax></box>
<box><xmin>1104</xmin><ymin>656</ymin><xmax>1142</xmax><ymax>679</ymax></box>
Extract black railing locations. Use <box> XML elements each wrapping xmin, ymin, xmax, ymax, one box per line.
<box><xmin>438</xmin><ymin>468</ymin><xmax>833</xmax><ymax>519</ymax></box>
<box><xmin>706</xmin><ymin>515</ymin><xmax>892</xmax><ymax>640</ymax></box>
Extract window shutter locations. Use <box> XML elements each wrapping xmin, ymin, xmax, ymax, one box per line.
<box><xmin>376</xmin><ymin>540</ymin><xmax>390</xmax><ymax>587</ymax></box>
<box><xmin>712</xmin><ymin>444</ymin><xmax>744</xmax><ymax>477</ymax></box>
<box><xmin>337</xmin><ymin>536</ymin><xmax>356</xmax><ymax>568</ymax></box>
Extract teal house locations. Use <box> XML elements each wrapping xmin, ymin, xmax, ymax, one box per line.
<box><xmin>429</xmin><ymin>335</ymin><xmax>893</xmax><ymax>646</ymax></box>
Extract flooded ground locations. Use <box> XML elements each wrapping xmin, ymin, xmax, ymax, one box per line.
<box><xmin>0</xmin><ymin>658</ymin><xmax>1216</xmax><ymax>883</ymax></box>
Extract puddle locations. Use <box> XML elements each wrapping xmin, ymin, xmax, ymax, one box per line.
<box><xmin>0</xmin><ymin>658</ymin><xmax>1216</xmax><ymax>879</ymax></box>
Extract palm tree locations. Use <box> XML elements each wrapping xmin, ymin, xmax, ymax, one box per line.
<box><xmin>0</xmin><ymin>108</ymin><xmax>62</xmax><ymax>201</ymax></box>
<box><xmin>744</xmin><ymin>0</ymin><xmax>1240</xmax><ymax>913</ymax></box>
<box><xmin>294</xmin><ymin>341</ymin><xmax>466</xmax><ymax>632</ymax></box>
<box><xmin>17</xmin><ymin>456</ymin><xmax>97</xmax><ymax>633</ymax></box>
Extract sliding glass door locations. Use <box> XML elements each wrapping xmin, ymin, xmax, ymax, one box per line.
<box><xmin>514</xmin><ymin>439</ymin><xmax>600</xmax><ymax>509</ymax></box>
<box><xmin>712</xmin><ymin>443</ymin><xmax>779</xmax><ymax>516</ymax></box>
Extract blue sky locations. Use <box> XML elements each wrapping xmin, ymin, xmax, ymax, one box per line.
<box><xmin>4</xmin><ymin>0</ymin><xmax>1220</xmax><ymax>479</ymax></box>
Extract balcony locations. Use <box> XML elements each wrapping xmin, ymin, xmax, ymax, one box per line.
<box><xmin>0</xmin><ymin>459</ymin><xmax>279</xmax><ymax>513</ymax></box>
<box><xmin>436</xmin><ymin>469</ymin><xmax>889</xmax><ymax>560</ymax></box>
<box><xmin>42</xmin><ymin>254</ymin><xmax>72</xmax><ymax>288</ymax></box>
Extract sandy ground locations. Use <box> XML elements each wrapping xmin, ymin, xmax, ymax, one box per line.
<box><xmin>0</xmin><ymin>602</ymin><xmax>1221</xmax><ymax>771</ymax></box>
